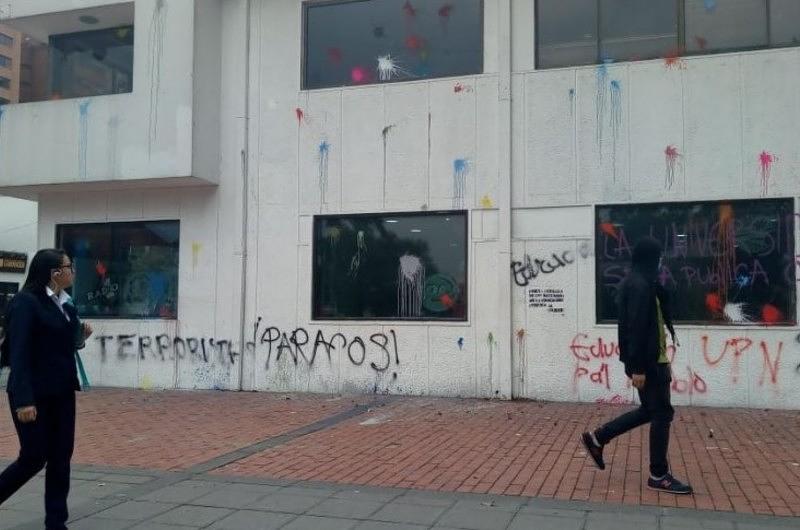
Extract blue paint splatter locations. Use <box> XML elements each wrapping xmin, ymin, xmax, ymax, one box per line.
<box><xmin>595</xmin><ymin>64</ymin><xmax>609</xmax><ymax>148</ymax></box>
<box><xmin>457</xmin><ymin>337</ymin><xmax>464</xmax><ymax>350</ymax></box>
<box><xmin>0</xmin><ymin>104</ymin><xmax>4</xmax><ymax>162</ymax></box>
<box><xmin>704</xmin><ymin>0</ymin><xmax>716</xmax><ymax>12</ymax></box>
<box><xmin>78</xmin><ymin>100</ymin><xmax>91</xmax><ymax>179</ymax></box>
<box><xmin>453</xmin><ymin>158</ymin><xmax>469</xmax><ymax>209</ymax></box>
<box><xmin>609</xmin><ymin>80</ymin><xmax>622</xmax><ymax>181</ymax></box>
<box><xmin>318</xmin><ymin>141</ymin><xmax>330</xmax><ymax>209</ymax></box>
<box><xmin>736</xmin><ymin>274</ymin><xmax>751</xmax><ymax>288</ymax></box>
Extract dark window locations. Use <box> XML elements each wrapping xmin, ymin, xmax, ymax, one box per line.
<box><xmin>49</xmin><ymin>25</ymin><xmax>134</xmax><ymax>100</ymax></box>
<box><xmin>0</xmin><ymin>55</ymin><xmax>10</xmax><ymax>68</ymax></box>
<box><xmin>0</xmin><ymin>76</ymin><xmax>9</xmax><ymax>89</ymax></box>
<box><xmin>313</xmin><ymin>211</ymin><xmax>468</xmax><ymax>320</ymax></box>
<box><xmin>303</xmin><ymin>0</ymin><xmax>483</xmax><ymax>89</ymax></box>
<box><xmin>0</xmin><ymin>33</ymin><xmax>12</xmax><ymax>48</ymax></box>
<box><xmin>57</xmin><ymin>221</ymin><xmax>180</xmax><ymax>319</ymax></box>
<box><xmin>596</xmin><ymin>199</ymin><xmax>796</xmax><ymax>325</ymax></box>
<box><xmin>0</xmin><ymin>97</ymin><xmax>8</xmax><ymax>105</ymax></box>
<box><xmin>0</xmin><ymin>282</ymin><xmax>19</xmax><ymax>343</ymax></box>
<box><xmin>537</xmin><ymin>0</ymin><xmax>800</xmax><ymax>68</ymax></box>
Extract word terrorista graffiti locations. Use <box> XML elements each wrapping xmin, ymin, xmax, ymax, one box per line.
<box><xmin>511</xmin><ymin>251</ymin><xmax>574</xmax><ymax>287</ymax></box>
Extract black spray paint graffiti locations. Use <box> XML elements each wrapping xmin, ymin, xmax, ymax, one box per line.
<box><xmin>93</xmin><ymin>319</ymin><xmax>401</xmax><ymax>376</ymax></box>
<box><xmin>511</xmin><ymin>251</ymin><xmax>574</xmax><ymax>287</ymax></box>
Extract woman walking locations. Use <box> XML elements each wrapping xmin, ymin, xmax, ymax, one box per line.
<box><xmin>0</xmin><ymin>249</ymin><xmax>92</xmax><ymax>529</ymax></box>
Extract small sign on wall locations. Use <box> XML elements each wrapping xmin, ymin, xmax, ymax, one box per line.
<box><xmin>0</xmin><ymin>252</ymin><xmax>27</xmax><ymax>273</ymax></box>
<box><xmin>528</xmin><ymin>288</ymin><xmax>565</xmax><ymax>314</ymax></box>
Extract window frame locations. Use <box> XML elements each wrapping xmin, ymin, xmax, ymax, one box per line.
<box><xmin>301</xmin><ymin>0</ymin><xmax>485</xmax><ymax>90</ymax></box>
<box><xmin>593</xmin><ymin>198</ymin><xmax>797</xmax><ymax>326</ymax></box>
<box><xmin>535</xmin><ymin>0</ymin><xmax>793</xmax><ymax>70</ymax></box>
<box><xmin>0</xmin><ymin>33</ymin><xmax>13</xmax><ymax>48</ymax></box>
<box><xmin>56</xmin><ymin>220</ymin><xmax>181</xmax><ymax>321</ymax></box>
<box><xmin>0</xmin><ymin>54</ymin><xmax>11</xmax><ymax>68</ymax></box>
<box><xmin>311</xmin><ymin>209</ymin><xmax>470</xmax><ymax>322</ymax></box>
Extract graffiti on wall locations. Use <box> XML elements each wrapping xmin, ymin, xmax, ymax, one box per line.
<box><xmin>511</xmin><ymin>251</ymin><xmax>574</xmax><ymax>287</ymax></box>
<box><xmin>93</xmin><ymin>319</ymin><xmax>401</xmax><ymax>377</ymax></box>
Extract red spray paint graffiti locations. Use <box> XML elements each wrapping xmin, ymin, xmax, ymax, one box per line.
<box><xmin>759</xmin><ymin>151</ymin><xmax>777</xmax><ymax>196</ymax></box>
<box><xmin>702</xmin><ymin>336</ymin><xmax>784</xmax><ymax>386</ymax></box>
<box><xmin>295</xmin><ymin>108</ymin><xmax>304</xmax><ymax>124</ymax></box>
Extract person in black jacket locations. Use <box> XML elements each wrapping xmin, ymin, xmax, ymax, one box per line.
<box><xmin>0</xmin><ymin>249</ymin><xmax>92</xmax><ymax>529</ymax></box>
<box><xmin>581</xmin><ymin>237</ymin><xmax>692</xmax><ymax>495</ymax></box>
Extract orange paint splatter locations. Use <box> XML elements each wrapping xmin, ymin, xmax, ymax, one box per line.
<box><xmin>600</xmin><ymin>222</ymin><xmax>619</xmax><ymax>241</ymax></box>
<box><xmin>705</xmin><ymin>293</ymin><xmax>723</xmax><ymax>314</ymax></box>
<box><xmin>439</xmin><ymin>294</ymin><xmax>455</xmax><ymax>308</ymax></box>
<box><xmin>761</xmin><ymin>304</ymin><xmax>783</xmax><ymax>324</ymax></box>
<box><xmin>95</xmin><ymin>261</ymin><xmax>107</xmax><ymax>279</ymax></box>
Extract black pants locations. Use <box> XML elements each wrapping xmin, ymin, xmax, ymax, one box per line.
<box><xmin>0</xmin><ymin>392</ymin><xmax>76</xmax><ymax>530</ymax></box>
<box><xmin>595</xmin><ymin>364</ymin><xmax>674</xmax><ymax>478</ymax></box>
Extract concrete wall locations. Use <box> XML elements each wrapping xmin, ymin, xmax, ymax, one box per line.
<box><xmin>0</xmin><ymin>0</ymin><xmax>201</xmax><ymax>187</ymax></box>
<box><xmin>27</xmin><ymin>0</ymin><xmax>800</xmax><ymax>408</ymax></box>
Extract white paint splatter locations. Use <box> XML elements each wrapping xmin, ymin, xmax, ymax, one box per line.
<box><xmin>724</xmin><ymin>303</ymin><xmax>751</xmax><ymax>324</ymax></box>
<box><xmin>377</xmin><ymin>55</ymin><xmax>411</xmax><ymax>81</ymax></box>
<box><xmin>349</xmin><ymin>230</ymin><xmax>367</xmax><ymax>277</ymax></box>
<box><xmin>398</xmin><ymin>254</ymin><xmax>425</xmax><ymax>317</ymax></box>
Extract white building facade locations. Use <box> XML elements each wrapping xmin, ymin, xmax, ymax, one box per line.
<box><xmin>0</xmin><ymin>0</ymin><xmax>798</xmax><ymax>409</ymax></box>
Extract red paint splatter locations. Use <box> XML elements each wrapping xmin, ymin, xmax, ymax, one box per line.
<box><xmin>405</xmin><ymin>34</ymin><xmax>423</xmax><ymax>51</ymax></box>
<box><xmin>664</xmin><ymin>48</ymin><xmax>686</xmax><ymax>69</ymax></box>
<box><xmin>599</xmin><ymin>222</ymin><xmax>619</xmax><ymax>241</ymax></box>
<box><xmin>453</xmin><ymin>83</ymin><xmax>471</xmax><ymax>93</ymax></box>
<box><xmin>694</xmin><ymin>36</ymin><xmax>708</xmax><ymax>50</ymax></box>
<box><xmin>516</xmin><ymin>329</ymin><xmax>525</xmax><ymax>340</ymax></box>
<box><xmin>351</xmin><ymin>66</ymin><xmax>368</xmax><ymax>84</ymax></box>
<box><xmin>402</xmin><ymin>0</ymin><xmax>416</xmax><ymax>18</ymax></box>
<box><xmin>759</xmin><ymin>151</ymin><xmax>777</xmax><ymax>196</ymax></box>
<box><xmin>295</xmin><ymin>108</ymin><xmax>304</xmax><ymax>124</ymax></box>
<box><xmin>439</xmin><ymin>293</ymin><xmax>454</xmax><ymax>308</ymax></box>
<box><xmin>95</xmin><ymin>261</ymin><xmax>107</xmax><ymax>279</ymax></box>
<box><xmin>438</xmin><ymin>3</ymin><xmax>453</xmax><ymax>18</ymax></box>
<box><xmin>664</xmin><ymin>145</ymin><xmax>680</xmax><ymax>189</ymax></box>
<box><xmin>705</xmin><ymin>293</ymin><xmax>723</xmax><ymax>314</ymax></box>
<box><xmin>327</xmin><ymin>47</ymin><xmax>343</xmax><ymax>64</ymax></box>
<box><xmin>761</xmin><ymin>304</ymin><xmax>783</xmax><ymax>324</ymax></box>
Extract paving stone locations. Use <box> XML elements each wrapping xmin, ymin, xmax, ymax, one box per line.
<box><xmin>279</xmin><ymin>485</ymin><xmax>340</xmax><ymax>497</ymax></box>
<box><xmin>207</xmin><ymin>509</ymin><xmax>296</xmax><ymax>529</ymax></box>
<box><xmin>371</xmin><ymin>502</ymin><xmax>449</xmax><ymax>525</ymax></box>
<box><xmin>661</xmin><ymin>517</ymin><xmax>734</xmax><ymax>529</ymax></box>
<box><xmin>585</xmin><ymin>520</ymin><xmax>649</xmax><ymax>530</ymax></box>
<box><xmin>436</xmin><ymin>507</ymin><xmax>515</xmax><ymax>530</ymax></box>
<box><xmin>149</xmin><ymin>505</ymin><xmax>232</xmax><ymax>526</ymax></box>
<box><xmin>245</xmin><ymin>492</ymin><xmax>326</xmax><ymax>514</ymax></box>
<box><xmin>281</xmin><ymin>515</ymin><xmax>360</xmax><ymax>530</ymax></box>
<box><xmin>190</xmin><ymin>483</ymin><xmax>278</xmax><ymax>508</ymax></box>
<box><xmin>586</xmin><ymin>511</ymin><xmax>659</xmax><ymax>525</ymax></box>
<box><xmin>98</xmin><ymin>473</ymin><xmax>159</xmax><ymax>484</ymax></box>
<box><xmin>308</xmin><ymin>498</ymin><xmax>386</xmax><ymax>519</ymax></box>
<box><xmin>354</xmin><ymin>522</ymin><xmax>428</xmax><ymax>530</ymax></box>
<box><xmin>69</xmin><ymin>517</ymin><xmax>137</xmax><ymax>530</ymax></box>
<box><xmin>94</xmin><ymin>500</ymin><xmax>176</xmax><ymax>521</ymax></box>
<box><xmin>0</xmin><ymin>509</ymin><xmax>40</xmax><ymax>530</ymax></box>
<box><xmin>130</xmin><ymin>524</ymin><xmax>202</xmax><ymax>530</ymax></box>
<box><xmin>509</xmin><ymin>513</ymin><xmax>584</xmax><ymax>530</ymax></box>
<box><xmin>450</xmin><ymin>497</ymin><xmax>527</xmax><ymax>513</ymax></box>
<box><xmin>332</xmin><ymin>488</ymin><xmax>403</xmax><ymax>502</ymax></box>
<box><xmin>141</xmin><ymin>480</ymin><xmax>223</xmax><ymax>503</ymax></box>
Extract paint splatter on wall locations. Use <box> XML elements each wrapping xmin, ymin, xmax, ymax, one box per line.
<box><xmin>318</xmin><ymin>140</ymin><xmax>330</xmax><ymax>209</ymax></box>
<box><xmin>148</xmin><ymin>0</ymin><xmax>167</xmax><ymax>157</ymax></box>
<box><xmin>759</xmin><ymin>151</ymin><xmax>777</xmax><ymax>196</ymax></box>
<box><xmin>377</xmin><ymin>55</ymin><xmax>411</xmax><ymax>82</ymax></box>
<box><xmin>191</xmin><ymin>242</ymin><xmax>202</xmax><ymax>270</ymax></box>
<box><xmin>349</xmin><ymin>230</ymin><xmax>367</xmax><ymax>277</ymax></box>
<box><xmin>704</xmin><ymin>0</ymin><xmax>717</xmax><ymax>13</ymax></box>
<box><xmin>78</xmin><ymin>100</ymin><xmax>91</xmax><ymax>179</ymax></box>
<box><xmin>664</xmin><ymin>145</ymin><xmax>680</xmax><ymax>190</ymax></box>
<box><xmin>595</xmin><ymin>63</ymin><xmax>609</xmax><ymax>148</ymax></box>
<box><xmin>480</xmin><ymin>195</ymin><xmax>493</xmax><ymax>208</ymax></box>
<box><xmin>398</xmin><ymin>254</ymin><xmax>425</xmax><ymax>317</ymax></box>
<box><xmin>609</xmin><ymin>80</ymin><xmax>622</xmax><ymax>180</ymax></box>
<box><xmin>452</xmin><ymin>158</ymin><xmax>469</xmax><ymax>209</ymax></box>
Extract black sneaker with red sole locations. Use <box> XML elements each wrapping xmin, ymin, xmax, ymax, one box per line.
<box><xmin>647</xmin><ymin>473</ymin><xmax>693</xmax><ymax>495</ymax></box>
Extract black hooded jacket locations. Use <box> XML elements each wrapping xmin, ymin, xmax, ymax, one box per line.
<box><xmin>617</xmin><ymin>239</ymin><xmax>675</xmax><ymax>377</ymax></box>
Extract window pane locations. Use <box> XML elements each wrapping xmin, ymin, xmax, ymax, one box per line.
<box><xmin>0</xmin><ymin>55</ymin><xmax>10</xmax><ymax>68</ymax></box>
<box><xmin>536</xmin><ymin>0</ymin><xmax>598</xmax><ymax>68</ymax></box>
<box><xmin>58</xmin><ymin>221</ymin><xmax>180</xmax><ymax>319</ymax></box>
<box><xmin>314</xmin><ymin>212</ymin><xmax>468</xmax><ymax>320</ymax></box>
<box><xmin>0</xmin><ymin>33</ymin><xmax>12</xmax><ymax>47</ymax></box>
<box><xmin>304</xmin><ymin>0</ymin><xmax>483</xmax><ymax>90</ymax></box>
<box><xmin>596</xmin><ymin>199</ymin><xmax>796</xmax><ymax>325</ymax></box>
<box><xmin>770</xmin><ymin>0</ymin><xmax>800</xmax><ymax>46</ymax></box>
<box><xmin>685</xmin><ymin>0</ymin><xmax>768</xmax><ymax>53</ymax></box>
<box><xmin>0</xmin><ymin>3</ymin><xmax>134</xmax><ymax>104</ymax></box>
<box><xmin>0</xmin><ymin>76</ymin><xmax>9</xmax><ymax>89</ymax></box>
<box><xmin>600</xmin><ymin>0</ymin><xmax>677</xmax><ymax>62</ymax></box>
<box><xmin>0</xmin><ymin>97</ymin><xmax>9</xmax><ymax>105</ymax></box>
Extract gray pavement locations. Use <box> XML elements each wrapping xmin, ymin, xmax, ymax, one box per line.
<box><xmin>1</xmin><ymin>464</ymin><xmax>797</xmax><ymax>529</ymax></box>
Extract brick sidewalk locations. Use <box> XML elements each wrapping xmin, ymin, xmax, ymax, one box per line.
<box><xmin>0</xmin><ymin>389</ymin><xmax>372</xmax><ymax>470</ymax></box>
<box><xmin>1</xmin><ymin>390</ymin><xmax>799</xmax><ymax>519</ymax></box>
<box><xmin>217</xmin><ymin>398</ymin><xmax>800</xmax><ymax>518</ymax></box>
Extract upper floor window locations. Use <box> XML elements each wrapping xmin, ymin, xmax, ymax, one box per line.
<box><xmin>0</xmin><ymin>33</ymin><xmax>12</xmax><ymax>48</ymax></box>
<box><xmin>0</xmin><ymin>55</ymin><xmax>10</xmax><ymax>69</ymax></box>
<box><xmin>0</xmin><ymin>97</ymin><xmax>9</xmax><ymax>105</ymax></box>
<box><xmin>0</xmin><ymin>76</ymin><xmax>9</xmax><ymax>89</ymax></box>
<box><xmin>0</xmin><ymin>3</ymin><xmax>134</xmax><ymax>104</ymax></box>
<box><xmin>303</xmin><ymin>0</ymin><xmax>483</xmax><ymax>90</ymax></box>
<box><xmin>536</xmin><ymin>0</ymin><xmax>800</xmax><ymax>69</ymax></box>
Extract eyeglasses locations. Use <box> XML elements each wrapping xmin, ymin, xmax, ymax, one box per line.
<box><xmin>56</xmin><ymin>263</ymin><xmax>75</xmax><ymax>272</ymax></box>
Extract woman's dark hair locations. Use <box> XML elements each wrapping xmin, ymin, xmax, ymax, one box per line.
<box><xmin>22</xmin><ymin>249</ymin><xmax>68</xmax><ymax>293</ymax></box>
